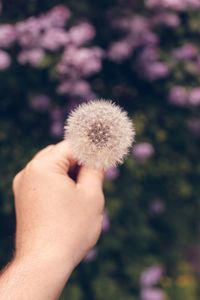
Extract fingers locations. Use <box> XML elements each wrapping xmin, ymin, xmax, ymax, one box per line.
<box><xmin>33</xmin><ymin>145</ymin><xmax>55</xmax><ymax>159</ymax></box>
<box><xmin>12</xmin><ymin>169</ymin><xmax>24</xmax><ymax>193</ymax></box>
<box><xmin>33</xmin><ymin>141</ymin><xmax>77</xmax><ymax>174</ymax></box>
<box><xmin>77</xmin><ymin>166</ymin><xmax>105</xmax><ymax>214</ymax></box>
<box><xmin>77</xmin><ymin>166</ymin><xmax>105</xmax><ymax>191</ymax></box>
<box><xmin>49</xmin><ymin>141</ymin><xmax>77</xmax><ymax>172</ymax></box>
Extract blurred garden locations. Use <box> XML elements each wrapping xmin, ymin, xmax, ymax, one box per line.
<box><xmin>1</xmin><ymin>0</ymin><xmax>200</xmax><ymax>299</ymax></box>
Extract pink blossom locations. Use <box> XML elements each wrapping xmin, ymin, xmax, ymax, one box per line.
<box><xmin>58</xmin><ymin>46</ymin><xmax>104</xmax><ymax>77</ymax></box>
<box><xmin>150</xmin><ymin>200</ymin><xmax>165</xmax><ymax>215</ymax></box>
<box><xmin>0</xmin><ymin>50</ymin><xmax>11</xmax><ymax>70</ymax></box>
<box><xmin>109</xmin><ymin>15</ymin><xmax>158</xmax><ymax>64</ymax></box>
<box><xmin>145</xmin><ymin>0</ymin><xmax>199</xmax><ymax>10</ymax></box>
<box><xmin>46</xmin><ymin>5</ymin><xmax>71</xmax><ymax>28</ymax></box>
<box><xmin>112</xmin><ymin>15</ymin><xmax>148</xmax><ymax>33</ymax></box>
<box><xmin>102</xmin><ymin>210</ymin><xmax>110</xmax><ymax>232</ymax></box>
<box><xmin>141</xmin><ymin>288</ymin><xmax>165</xmax><ymax>300</ymax></box>
<box><xmin>142</xmin><ymin>32</ymin><xmax>158</xmax><ymax>45</ymax></box>
<box><xmin>136</xmin><ymin>46</ymin><xmax>170</xmax><ymax>80</ymax></box>
<box><xmin>68</xmin><ymin>22</ymin><xmax>95</xmax><ymax>46</ymax></box>
<box><xmin>16</xmin><ymin>18</ymin><xmax>41</xmax><ymax>47</ymax></box>
<box><xmin>18</xmin><ymin>49</ymin><xmax>45</xmax><ymax>67</ymax></box>
<box><xmin>151</xmin><ymin>12</ymin><xmax>180</xmax><ymax>28</ymax></box>
<box><xmin>105</xmin><ymin>167</ymin><xmax>120</xmax><ymax>180</ymax></box>
<box><xmin>188</xmin><ymin>88</ymin><xmax>200</xmax><ymax>106</ymax></box>
<box><xmin>50</xmin><ymin>121</ymin><xmax>64</xmax><ymax>138</ymax></box>
<box><xmin>172</xmin><ymin>44</ymin><xmax>198</xmax><ymax>60</ymax></box>
<box><xmin>84</xmin><ymin>248</ymin><xmax>97</xmax><ymax>262</ymax></box>
<box><xmin>133</xmin><ymin>143</ymin><xmax>154</xmax><ymax>162</ymax></box>
<box><xmin>139</xmin><ymin>47</ymin><xmax>160</xmax><ymax>64</ymax></box>
<box><xmin>144</xmin><ymin>62</ymin><xmax>170</xmax><ymax>81</ymax></box>
<box><xmin>128</xmin><ymin>16</ymin><xmax>158</xmax><ymax>47</ymax></box>
<box><xmin>30</xmin><ymin>95</ymin><xmax>51</xmax><ymax>111</ymax></box>
<box><xmin>50</xmin><ymin>107</ymin><xmax>63</xmax><ymax>121</ymax></box>
<box><xmin>0</xmin><ymin>24</ymin><xmax>16</xmax><ymax>48</ymax></box>
<box><xmin>40</xmin><ymin>28</ymin><xmax>69</xmax><ymax>50</ymax></box>
<box><xmin>185</xmin><ymin>0</ymin><xmax>200</xmax><ymax>9</ymax></box>
<box><xmin>146</xmin><ymin>0</ymin><xmax>183</xmax><ymax>10</ymax></box>
<box><xmin>188</xmin><ymin>119</ymin><xmax>200</xmax><ymax>136</ymax></box>
<box><xmin>57</xmin><ymin>80</ymin><xmax>92</xmax><ymax>97</ymax></box>
<box><xmin>168</xmin><ymin>86</ymin><xmax>188</xmax><ymax>106</ymax></box>
<box><xmin>130</xmin><ymin>15</ymin><xmax>150</xmax><ymax>32</ymax></box>
<box><xmin>140</xmin><ymin>265</ymin><xmax>164</xmax><ymax>287</ymax></box>
<box><xmin>108</xmin><ymin>39</ymin><xmax>133</xmax><ymax>62</ymax></box>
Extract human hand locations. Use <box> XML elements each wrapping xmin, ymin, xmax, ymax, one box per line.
<box><xmin>2</xmin><ymin>141</ymin><xmax>105</xmax><ymax>299</ymax></box>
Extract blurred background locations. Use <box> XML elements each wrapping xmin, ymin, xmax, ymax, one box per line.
<box><xmin>1</xmin><ymin>0</ymin><xmax>200</xmax><ymax>299</ymax></box>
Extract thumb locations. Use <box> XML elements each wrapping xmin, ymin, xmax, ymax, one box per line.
<box><xmin>77</xmin><ymin>165</ymin><xmax>105</xmax><ymax>191</ymax></box>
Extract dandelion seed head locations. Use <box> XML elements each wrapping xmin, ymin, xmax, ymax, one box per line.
<box><xmin>64</xmin><ymin>99</ymin><xmax>135</xmax><ymax>169</ymax></box>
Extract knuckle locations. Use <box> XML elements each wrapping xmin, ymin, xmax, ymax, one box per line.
<box><xmin>26</xmin><ymin>159</ymin><xmax>42</xmax><ymax>173</ymax></box>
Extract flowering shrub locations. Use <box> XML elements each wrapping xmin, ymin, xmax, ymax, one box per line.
<box><xmin>1</xmin><ymin>0</ymin><xmax>200</xmax><ymax>299</ymax></box>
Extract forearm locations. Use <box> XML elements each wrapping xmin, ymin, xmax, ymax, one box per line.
<box><xmin>0</xmin><ymin>253</ymin><xmax>73</xmax><ymax>300</ymax></box>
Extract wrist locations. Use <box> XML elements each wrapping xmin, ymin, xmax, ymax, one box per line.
<box><xmin>12</xmin><ymin>250</ymin><xmax>73</xmax><ymax>298</ymax></box>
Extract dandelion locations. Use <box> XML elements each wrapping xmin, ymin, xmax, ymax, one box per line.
<box><xmin>64</xmin><ymin>99</ymin><xmax>135</xmax><ymax>169</ymax></box>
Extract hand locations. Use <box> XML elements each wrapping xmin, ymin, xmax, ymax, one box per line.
<box><xmin>0</xmin><ymin>141</ymin><xmax>105</xmax><ymax>299</ymax></box>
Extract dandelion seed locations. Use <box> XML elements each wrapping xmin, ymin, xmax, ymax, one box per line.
<box><xmin>64</xmin><ymin>99</ymin><xmax>135</xmax><ymax>169</ymax></box>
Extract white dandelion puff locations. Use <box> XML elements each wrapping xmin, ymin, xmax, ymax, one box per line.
<box><xmin>64</xmin><ymin>99</ymin><xmax>135</xmax><ymax>169</ymax></box>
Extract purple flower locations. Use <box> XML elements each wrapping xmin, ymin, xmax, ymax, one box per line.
<box><xmin>133</xmin><ymin>143</ymin><xmax>154</xmax><ymax>162</ymax></box>
<box><xmin>108</xmin><ymin>39</ymin><xmax>133</xmax><ymax>62</ymax></box>
<box><xmin>139</xmin><ymin>47</ymin><xmax>160</xmax><ymax>64</ymax></box>
<box><xmin>0</xmin><ymin>24</ymin><xmax>16</xmax><ymax>48</ymax></box>
<box><xmin>128</xmin><ymin>16</ymin><xmax>158</xmax><ymax>48</ymax></box>
<box><xmin>16</xmin><ymin>5</ymin><xmax>70</xmax><ymax>49</ymax></box>
<box><xmin>102</xmin><ymin>210</ymin><xmax>110</xmax><ymax>233</ymax></box>
<box><xmin>40</xmin><ymin>28</ymin><xmax>69</xmax><ymax>51</ymax></box>
<box><xmin>50</xmin><ymin>121</ymin><xmax>64</xmax><ymax>138</ymax></box>
<box><xmin>105</xmin><ymin>167</ymin><xmax>120</xmax><ymax>180</ymax></box>
<box><xmin>109</xmin><ymin>15</ymin><xmax>158</xmax><ymax>65</ymax></box>
<box><xmin>0</xmin><ymin>50</ymin><xmax>11</xmax><ymax>70</ymax></box>
<box><xmin>141</xmin><ymin>288</ymin><xmax>165</xmax><ymax>300</ymax></box>
<box><xmin>188</xmin><ymin>119</ymin><xmax>200</xmax><ymax>136</ymax></box>
<box><xmin>128</xmin><ymin>15</ymin><xmax>150</xmax><ymax>34</ymax></box>
<box><xmin>146</xmin><ymin>0</ymin><xmax>200</xmax><ymax>10</ymax></box>
<box><xmin>168</xmin><ymin>86</ymin><xmax>188</xmax><ymax>106</ymax></box>
<box><xmin>46</xmin><ymin>5</ymin><xmax>71</xmax><ymax>28</ymax></box>
<box><xmin>144</xmin><ymin>62</ymin><xmax>170</xmax><ymax>81</ymax></box>
<box><xmin>16</xmin><ymin>18</ymin><xmax>41</xmax><ymax>48</ymax></box>
<box><xmin>150</xmin><ymin>200</ymin><xmax>165</xmax><ymax>215</ymax></box>
<box><xmin>188</xmin><ymin>88</ymin><xmax>200</xmax><ymax>106</ymax></box>
<box><xmin>185</xmin><ymin>0</ymin><xmax>200</xmax><ymax>9</ymax></box>
<box><xmin>58</xmin><ymin>46</ymin><xmax>104</xmax><ymax>77</ymax></box>
<box><xmin>151</xmin><ymin>12</ymin><xmax>180</xmax><ymax>28</ymax></box>
<box><xmin>140</xmin><ymin>265</ymin><xmax>164</xmax><ymax>287</ymax></box>
<box><xmin>172</xmin><ymin>44</ymin><xmax>198</xmax><ymax>60</ymax></box>
<box><xmin>50</xmin><ymin>107</ymin><xmax>63</xmax><ymax>121</ymax></box>
<box><xmin>18</xmin><ymin>49</ymin><xmax>45</xmax><ymax>67</ymax></box>
<box><xmin>136</xmin><ymin>46</ymin><xmax>169</xmax><ymax>81</ymax></box>
<box><xmin>68</xmin><ymin>22</ymin><xmax>95</xmax><ymax>46</ymax></box>
<box><xmin>84</xmin><ymin>248</ymin><xmax>98</xmax><ymax>262</ymax></box>
<box><xmin>57</xmin><ymin>80</ymin><xmax>94</xmax><ymax>99</ymax></box>
<box><xmin>30</xmin><ymin>95</ymin><xmax>51</xmax><ymax>111</ymax></box>
<box><xmin>142</xmin><ymin>32</ymin><xmax>158</xmax><ymax>45</ymax></box>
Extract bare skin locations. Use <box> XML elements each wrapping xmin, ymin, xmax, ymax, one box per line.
<box><xmin>0</xmin><ymin>141</ymin><xmax>105</xmax><ymax>300</ymax></box>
